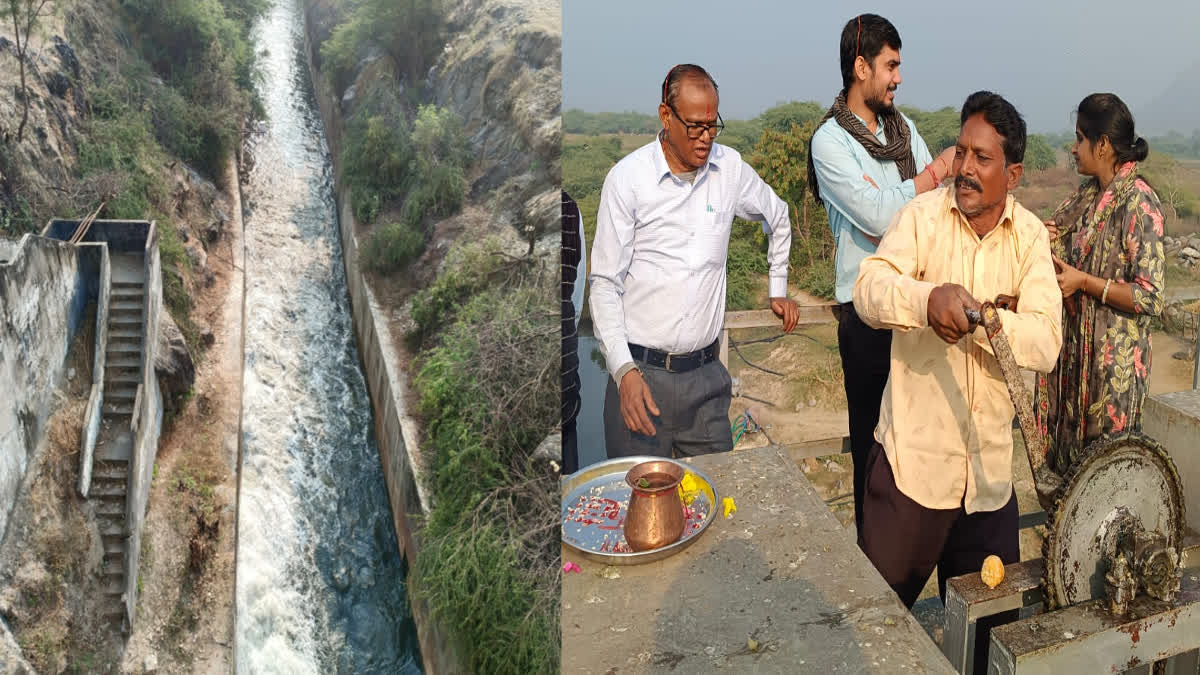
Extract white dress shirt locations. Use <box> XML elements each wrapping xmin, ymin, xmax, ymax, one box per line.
<box><xmin>572</xmin><ymin>210</ymin><xmax>586</xmax><ymax>328</ymax></box>
<box><xmin>589</xmin><ymin>136</ymin><xmax>791</xmax><ymax>382</ymax></box>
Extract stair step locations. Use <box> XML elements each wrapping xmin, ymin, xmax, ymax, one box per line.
<box><xmin>109</xmin><ymin>314</ymin><xmax>141</xmax><ymax>326</ymax></box>
<box><xmin>109</xmin><ymin>328</ymin><xmax>142</xmax><ymax>344</ymax></box>
<box><xmin>103</xmin><ymin>578</ymin><xmax>125</xmax><ymax>597</ymax></box>
<box><xmin>112</xmin><ymin>280</ymin><xmax>143</xmax><ymax>290</ymax></box>
<box><xmin>97</xmin><ymin>515</ymin><xmax>124</xmax><ymax>531</ymax></box>
<box><xmin>95</xmin><ymin>500</ymin><xmax>125</xmax><ymax>516</ymax></box>
<box><xmin>93</xmin><ymin>459</ymin><xmax>129</xmax><ymax>474</ymax></box>
<box><xmin>111</xmin><ymin>286</ymin><xmax>143</xmax><ymax>298</ymax></box>
<box><xmin>105</xmin><ymin>381</ymin><xmax>137</xmax><ymax>396</ymax></box>
<box><xmin>91</xmin><ymin>471</ymin><xmax>126</xmax><ymax>485</ymax></box>
<box><xmin>103</xmin><ymin>608</ymin><xmax>124</xmax><ymax>624</ymax></box>
<box><xmin>91</xmin><ymin>483</ymin><xmax>127</xmax><ymax>499</ymax></box>
<box><xmin>103</xmin><ymin>374</ymin><xmax>140</xmax><ymax>387</ymax></box>
<box><xmin>106</xmin><ymin>344</ymin><xmax>142</xmax><ymax>355</ymax></box>
<box><xmin>92</xmin><ymin>472</ymin><xmax>128</xmax><ymax>486</ymax></box>
<box><xmin>105</xmin><ymin>356</ymin><xmax>141</xmax><ymax>371</ymax></box>
<box><xmin>100</xmin><ymin>532</ymin><xmax>125</xmax><ymax>548</ymax></box>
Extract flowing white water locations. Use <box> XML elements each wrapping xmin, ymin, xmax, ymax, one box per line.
<box><xmin>235</xmin><ymin>2</ymin><xmax>420</xmax><ymax>672</ymax></box>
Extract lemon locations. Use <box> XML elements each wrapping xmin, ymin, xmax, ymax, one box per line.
<box><xmin>980</xmin><ymin>555</ymin><xmax>1004</xmax><ymax>589</ymax></box>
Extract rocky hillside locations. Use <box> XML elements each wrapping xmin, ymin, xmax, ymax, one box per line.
<box><xmin>432</xmin><ymin>0</ymin><xmax>560</xmax><ymax>232</ymax></box>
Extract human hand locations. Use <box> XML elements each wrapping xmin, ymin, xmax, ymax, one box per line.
<box><xmin>619</xmin><ymin>368</ymin><xmax>660</xmax><ymax>436</ymax></box>
<box><xmin>933</xmin><ymin>146</ymin><xmax>956</xmax><ymax>182</ymax></box>
<box><xmin>1044</xmin><ymin>219</ymin><xmax>1058</xmax><ymax>242</ymax></box>
<box><xmin>927</xmin><ymin>283</ymin><xmax>980</xmax><ymax>344</ymax></box>
<box><xmin>994</xmin><ymin>294</ymin><xmax>1019</xmax><ymax>312</ymax></box>
<box><xmin>771</xmin><ymin>296</ymin><xmax>799</xmax><ymax>332</ymax></box>
<box><xmin>1052</xmin><ymin>255</ymin><xmax>1085</xmax><ymax>298</ymax></box>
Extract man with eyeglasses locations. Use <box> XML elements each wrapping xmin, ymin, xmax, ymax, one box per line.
<box><xmin>589</xmin><ymin>63</ymin><xmax>798</xmax><ymax>459</ymax></box>
<box><xmin>807</xmin><ymin>14</ymin><xmax>956</xmax><ymax>538</ymax></box>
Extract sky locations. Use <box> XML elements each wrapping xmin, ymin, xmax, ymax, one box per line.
<box><xmin>563</xmin><ymin>1</ymin><xmax>1200</xmax><ymax>134</ymax></box>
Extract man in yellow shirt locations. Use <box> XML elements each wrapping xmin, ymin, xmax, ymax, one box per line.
<box><xmin>853</xmin><ymin>91</ymin><xmax>1062</xmax><ymax>616</ymax></box>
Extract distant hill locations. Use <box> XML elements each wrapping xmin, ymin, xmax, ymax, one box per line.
<box><xmin>1137</xmin><ymin>60</ymin><xmax>1200</xmax><ymax>136</ymax></box>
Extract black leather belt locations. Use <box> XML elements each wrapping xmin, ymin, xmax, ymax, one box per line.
<box><xmin>628</xmin><ymin>340</ymin><xmax>719</xmax><ymax>373</ymax></box>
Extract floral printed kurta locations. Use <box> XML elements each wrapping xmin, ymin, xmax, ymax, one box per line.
<box><xmin>1034</xmin><ymin>161</ymin><xmax>1166</xmax><ymax>473</ymax></box>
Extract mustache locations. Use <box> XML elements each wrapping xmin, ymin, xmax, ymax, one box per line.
<box><xmin>955</xmin><ymin>174</ymin><xmax>982</xmax><ymax>192</ymax></box>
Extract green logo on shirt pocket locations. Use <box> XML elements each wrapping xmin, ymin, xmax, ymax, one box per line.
<box><xmin>706</xmin><ymin>204</ymin><xmax>714</xmax><ymax>212</ymax></box>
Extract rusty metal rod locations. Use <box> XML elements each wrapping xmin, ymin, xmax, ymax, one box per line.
<box><xmin>967</xmin><ymin>303</ymin><xmax>1061</xmax><ymax>508</ymax></box>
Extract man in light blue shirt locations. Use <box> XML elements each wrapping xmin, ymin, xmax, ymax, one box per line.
<box><xmin>807</xmin><ymin>14</ymin><xmax>954</xmax><ymax>537</ymax></box>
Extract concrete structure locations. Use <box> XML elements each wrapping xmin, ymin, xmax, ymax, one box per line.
<box><xmin>932</xmin><ymin>393</ymin><xmax>1200</xmax><ymax>673</ymax></box>
<box><xmin>987</xmin><ymin>576</ymin><xmax>1200</xmax><ymax>674</ymax></box>
<box><xmin>562</xmin><ymin>445</ymin><xmax>955</xmax><ymax>673</ymax></box>
<box><xmin>1146</xmin><ymin>391</ymin><xmax>1200</xmax><ymax>525</ymax></box>
<box><xmin>43</xmin><ymin>219</ymin><xmax>164</xmax><ymax>631</ymax></box>
<box><xmin>0</xmin><ymin>232</ymin><xmax>105</xmax><ymax>539</ymax></box>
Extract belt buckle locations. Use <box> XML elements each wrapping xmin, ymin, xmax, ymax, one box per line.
<box><xmin>664</xmin><ymin>353</ymin><xmax>673</xmax><ymax>372</ymax></box>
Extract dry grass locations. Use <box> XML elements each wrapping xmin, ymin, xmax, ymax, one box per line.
<box><xmin>6</xmin><ymin>397</ymin><xmax>117</xmax><ymax>673</ymax></box>
<box><xmin>729</xmin><ymin>323</ymin><xmax>845</xmax><ymax>410</ymax></box>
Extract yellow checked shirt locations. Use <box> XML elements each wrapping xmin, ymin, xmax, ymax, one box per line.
<box><xmin>853</xmin><ymin>187</ymin><xmax>1062</xmax><ymax>513</ymax></box>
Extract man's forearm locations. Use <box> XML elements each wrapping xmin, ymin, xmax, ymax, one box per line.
<box><xmin>588</xmin><ymin>275</ymin><xmax>635</xmax><ymax>382</ymax></box>
<box><xmin>853</xmin><ymin>264</ymin><xmax>935</xmax><ymax>331</ymax></box>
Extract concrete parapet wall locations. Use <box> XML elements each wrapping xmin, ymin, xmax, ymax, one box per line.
<box><xmin>43</xmin><ymin>219</ymin><xmax>153</xmax><ymax>253</ymax></box>
<box><xmin>1145</xmin><ymin>390</ymin><xmax>1200</xmax><ymax>530</ymax></box>
<box><xmin>0</xmin><ymin>234</ymin><xmax>93</xmax><ymax>540</ymax></box>
<box><xmin>78</xmin><ymin>244</ymin><xmax>110</xmax><ymax>497</ymax></box>
<box><xmin>124</xmin><ymin>223</ymin><xmax>163</xmax><ymax>627</ymax></box>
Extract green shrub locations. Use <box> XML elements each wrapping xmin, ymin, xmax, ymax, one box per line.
<box><xmin>361</xmin><ymin>221</ymin><xmax>426</xmax><ymax>272</ymax></box>
<box><xmin>151</xmin><ymin>86</ymin><xmax>237</xmax><ymax>180</ymax></box>
<box><xmin>408</xmin><ymin>238</ymin><xmax>514</xmax><ymax>344</ymax></box>
<box><xmin>316</xmin><ymin>0</ymin><xmax>443</xmax><ymax>88</ymax></box>
<box><xmin>412</xmin><ymin>276</ymin><xmax>559</xmax><ymax>674</ymax></box>
<box><xmin>342</xmin><ymin>114</ymin><xmax>413</xmax><ymax>224</ymax></box>
<box><xmin>118</xmin><ymin>0</ymin><xmax>263</xmax><ymax>182</ymax></box>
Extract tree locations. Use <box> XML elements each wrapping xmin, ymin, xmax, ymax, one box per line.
<box><xmin>1024</xmin><ymin>134</ymin><xmax>1057</xmax><ymax>171</ymax></box>
<box><xmin>1142</xmin><ymin>151</ymin><xmax>1197</xmax><ymax>221</ymax></box>
<box><xmin>321</xmin><ymin>0</ymin><xmax>443</xmax><ymax>91</ymax></box>
<box><xmin>1</xmin><ymin>0</ymin><xmax>55</xmax><ymax>144</ymax></box>
<box><xmin>745</xmin><ymin>121</ymin><xmax>831</xmax><ymax>266</ymax></box>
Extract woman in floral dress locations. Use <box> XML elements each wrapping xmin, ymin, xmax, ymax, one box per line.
<box><xmin>1035</xmin><ymin>93</ymin><xmax>1167</xmax><ymax>474</ymax></box>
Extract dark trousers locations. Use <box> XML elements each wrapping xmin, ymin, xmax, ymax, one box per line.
<box><xmin>603</xmin><ymin>358</ymin><xmax>733</xmax><ymax>458</ymax></box>
<box><xmin>859</xmin><ymin>442</ymin><xmax>1019</xmax><ymax>673</ymax></box>
<box><xmin>837</xmin><ymin>302</ymin><xmax>892</xmax><ymax>535</ymax></box>
<box><xmin>561</xmin><ymin>322</ymin><xmax>581</xmax><ymax>474</ymax></box>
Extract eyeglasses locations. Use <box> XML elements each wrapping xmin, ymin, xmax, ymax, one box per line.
<box><xmin>668</xmin><ymin>104</ymin><xmax>724</xmax><ymax>140</ymax></box>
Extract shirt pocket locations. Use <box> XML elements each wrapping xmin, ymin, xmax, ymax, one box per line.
<box><xmin>695</xmin><ymin>209</ymin><xmax>733</xmax><ymax>269</ymax></box>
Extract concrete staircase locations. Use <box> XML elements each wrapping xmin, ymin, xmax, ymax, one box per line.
<box><xmin>94</xmin><ymin>253</ymin><xmax>145</xmax><ymax>631</ymax></box>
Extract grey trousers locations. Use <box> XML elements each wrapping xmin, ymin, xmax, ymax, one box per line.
<box><xmin>603</xmin><ymin>358</ymin><xmax>734</xmax><ymax>458</ymax></box>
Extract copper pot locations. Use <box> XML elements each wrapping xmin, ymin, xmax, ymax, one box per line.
<box><xmin>623</xmin><ymin>460</ymin><xmax>686</xmax><ymax>552</ymax></box>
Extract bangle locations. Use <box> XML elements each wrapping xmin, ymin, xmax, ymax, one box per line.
<box><xmin>926</xmin><ymin>163</ymin><xmax>940</xmax><ymax>185</ymax></box>
<box><xmin>1101</xmin><ymin>278</ymin><xmax>1112</xmax><ymax>305</ymax></box>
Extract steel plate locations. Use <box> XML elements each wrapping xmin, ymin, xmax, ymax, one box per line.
<box><xmin>561</xmin><ymin>456</ymin><xmax>719</xmax><ymax>565</ymax></box>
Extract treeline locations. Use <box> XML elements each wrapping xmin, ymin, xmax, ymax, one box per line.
<box><xmin>566</xmin><ymin>104</ymin><xmax>1059</xmax><ymax>170</ymax></box>
<box><xmin>565</xmin><ymin>103</ymin><xmax>1061</xmax><ymax>304</ymax></box>
<box><xmin>1150</xmin><ymin>131</ymin><xmax>1200</xmax><ymax>160</ymax></box>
